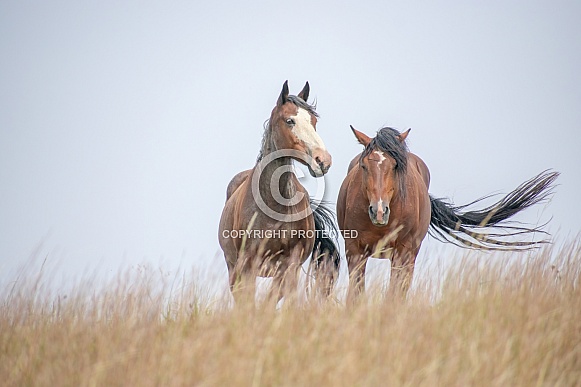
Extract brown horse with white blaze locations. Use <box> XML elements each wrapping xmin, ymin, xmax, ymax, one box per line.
<box><xmin>219</xmin><ymin>81</ymin><xmax>340</xmax><ymax>304</ymax></box>
<box><xmin>337</xmin><ymin>125</ymin><xmax>558</xmax><ymax>303</ymax></box>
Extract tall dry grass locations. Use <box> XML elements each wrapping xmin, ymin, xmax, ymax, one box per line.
<box><xmin>1</xmin><ymin>241</ymin><xmax>580</xmax><ymax>386</ymax></box>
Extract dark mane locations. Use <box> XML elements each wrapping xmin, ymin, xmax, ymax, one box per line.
<box><xmin>361</xmin><ymin>127</ymin><xmax>409</xmax><ymax>197</ymax></box>
<box><xmin>286</xmin><ymin>95</ymin><xmax>319</xmax><ymax>118</ymax></box>
<box><xmin>257</xmin><ymin>95</ymin><xmax>318</xmax><ymax>162</ymax></box>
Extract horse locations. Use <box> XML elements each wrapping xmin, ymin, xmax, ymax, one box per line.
<box><xmin>337</xmin><ymin>125</ymin><xmax>559</xmax><ymax>302</ymax></box>
<box><xmin>218</xmin><ymin>81</ymin><xmax>340</xmax><ymax>305</ymax></box>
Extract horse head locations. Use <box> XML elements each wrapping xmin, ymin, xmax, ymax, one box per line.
<box><xmin>350</xmin><ymin>126</ymin><xmax>410</xmax><ymax>226</ymax></box>
<box><xmin>267</xmin><ymin>81</ymin><xmax>332</xmax><ymax>177</ymax></box>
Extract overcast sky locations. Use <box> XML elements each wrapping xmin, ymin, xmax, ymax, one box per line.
<box><xmin>1</xmin><ymin>1</ymin><xmax>580</xmax><ymax>291</ymax></box>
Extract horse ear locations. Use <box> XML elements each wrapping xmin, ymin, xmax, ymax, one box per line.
<box><xmin>350</xmin><ymin>125</ymin><xmax>371</xmax><ymax>146</ymax></box>
<box><xmin>398</xmin><ymin>128</ymin><xmax>411</xmax><ymax>142</ymax></box>
<box><xmin>277</xmin><ymin>80</ymin><xmax>289</xmax><ymax>106</ymax></box>
<box><xmin>297</xmin><ymin>81</ymin><xmax>310</xmax><ymax>102</ymax></box>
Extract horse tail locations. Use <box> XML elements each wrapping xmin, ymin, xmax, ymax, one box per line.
<box><xmin>309</xmin><ymin>200</ymin><xmax>341</xmax><ymax>296</ymax></box>
<box><xmin>428</xmin><ymin>170</ymin><xmax>559</xmax><ymax>250</ymax></box>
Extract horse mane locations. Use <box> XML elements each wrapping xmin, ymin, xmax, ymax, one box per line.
<box><xmin>285</xmin><ymin>95</ymin><xmax>319</xmax><ymax>118</ymax></box>
<box><xmin>257</xmin><ymin>95</ymin><xmax>318</xmax><ymax>162</ymax></box>
<box><xmin>361</xmin><ymin>127</ymin><xmax>409</xmax><ymax>197</ymax></box>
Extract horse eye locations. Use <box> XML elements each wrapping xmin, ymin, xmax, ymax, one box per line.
<box><xmin>285</xmin><ymin>118</ymin><xmax>295</xmax><ymax>126</ymax></box>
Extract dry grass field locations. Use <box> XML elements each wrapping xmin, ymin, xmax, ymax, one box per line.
<box><xmin>2</xmin><ymin>240</ymin><xmax>580</xmax><ymax>386</ymax></box>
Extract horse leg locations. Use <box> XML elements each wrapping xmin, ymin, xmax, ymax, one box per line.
<box><xmin>346</xmin><ymin>251</ymin><xmax>369</xmax><ymax>305</ymax></box>
<box><xmin>388</xmin><ymin>247</ymin><xmax>419</xmax><ymax>299</ymax></box>
<box><xmin>270</xmin><ymin>264</ymin><xmax>300</xmax><ymax>306</ymax></box>
<box><xmin>228</xmin><ymin>258</ymin><xmax>256</xmax><ymax>306</ymax></box>
<box><xmin>308</xmin><ymin>252</ymin><xmax>338</xmax><ymax>300</ymax></box>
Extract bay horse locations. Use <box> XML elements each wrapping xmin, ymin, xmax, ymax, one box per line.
<box><xmin>219</xmin><ymin>81</ymin><xmax>340</xmax><ymax>305</ymax></box>
<box><xmin>337</xmin><ymin>125</ymin><xmax>558</xmax><ymax>302</ymax></box>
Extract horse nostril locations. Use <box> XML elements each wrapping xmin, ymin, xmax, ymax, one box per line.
<box><xmin>314</xmin><ymin>155</ymin><xmax>329</xmax><ymax>174</ymax></box>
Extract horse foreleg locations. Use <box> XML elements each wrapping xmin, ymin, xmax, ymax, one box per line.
<box><xmin>270</xmin><ymin>264</ymin><xmax>300</xmax><ymax>306</ymax></box>
<box><xmin>388</xmin><ymin>248</ymin><xmax>418</xmax><ymax>299</ymax></box>
<box><xmin>346</xmin><ymin>252</ymin><xmax>369</xmax><ymax>305</ymax></box>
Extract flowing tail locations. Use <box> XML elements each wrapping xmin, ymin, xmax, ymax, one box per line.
<box><xmin>309</xmin><ymin>200</ymin><xmax>341</xmax><ymax>296</ymax></box>
<box><xmin>429</xmin><ymin>170</ymin><xmax>559</xmax><ymax>250</ymax></box>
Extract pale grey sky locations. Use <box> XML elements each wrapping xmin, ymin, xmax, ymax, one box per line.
<box><xmin>1</xmin><ymin>1</ymin><xmax>580</xmax><ymax>290</ymax></box>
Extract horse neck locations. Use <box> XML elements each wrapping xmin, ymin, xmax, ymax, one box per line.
<box><xmin>258</xmin><ymin>121</ymin><xmax>276</xmax><ymax>161</ymax></box>
<box><xmin>258</xmin><ymin>157</ymin><xmax>298</xmax><ymax>199</ymax></box>
<box><xmin>255</xmin><ymin>125</ymin><xmax>304</xmax><ymax>210</ymax></box>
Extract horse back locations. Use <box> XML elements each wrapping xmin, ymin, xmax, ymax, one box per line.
<box><xmin>347</xmin><ymin>153</ymin><xmax>361</xmax><ymax>173</ymax></box>
<box><xmin>408</xmin><ymin>153</ymin><xmax>430</xmax><ymax>190</ymax></box>
<box><xmin>226</xmin><ymin>169</ymin><xmax>252</xmax><ymax>202</ymax></box>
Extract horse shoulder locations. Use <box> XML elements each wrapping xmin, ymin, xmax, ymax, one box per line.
<box><xmin>226</xmin><ymin>169</ymin><xmax>252</xmax><ymax>202</ymax></box>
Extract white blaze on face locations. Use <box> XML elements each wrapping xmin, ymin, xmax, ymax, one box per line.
<box><xmin>291</xmin><ymin>108</ymin><xmax>326</xmax><ymax>152</ymax></box>
<box><xmin>377</xmin><ymin>198</ymin><xmax>384</xmax><ymax>218</ymax></box>
<box><xmin>376</xmin><ymin>198</ymin><xmax>388</xmax><ymax>223</ymax></box>
<box><xmin>374</xmin><ymin>150</ymin><xmax>386</xmax><ymax>165</ymax></box>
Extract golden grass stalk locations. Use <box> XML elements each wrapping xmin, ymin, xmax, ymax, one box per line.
<box><xmin>1</xmin><ymin>240</ymin><xmax>580</xmax><ymax>386</ymax></box>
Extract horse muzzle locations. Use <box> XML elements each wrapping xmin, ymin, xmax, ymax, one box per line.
<box><xmin>369</xmin><ymin>202</ymin><xmax>390</xmax><ymax>226</ymax></box>
<box><xmin>308</xmin><ymin>148</ymin><xmax>332</xmax><ymax>177</ymax></box>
